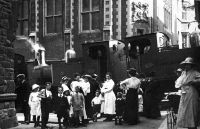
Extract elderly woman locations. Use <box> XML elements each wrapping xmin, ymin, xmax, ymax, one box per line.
<box><xmin>120</xmin><ymin>68</ymin><xmax>141</xmax><ymax>125</ymax></box>
<box><xmin>175</xmin><ymin>57</ymin><xmax>200</xmax><ymax>129</ymax></box>
<box><xmin>101</xmin><ymin>72</ymin><xmax>116</xmax><ymax>121</ymax></box>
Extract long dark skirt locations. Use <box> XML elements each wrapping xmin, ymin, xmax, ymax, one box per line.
<box><xmin>123</xmin><ymin>89</ymin><xmax>138</xmax><ymax>125</ymax></box>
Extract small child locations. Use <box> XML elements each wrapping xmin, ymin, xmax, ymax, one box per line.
<box><xmin>28</xmin><ymin>84</ymin><xmax>41</xmax><ymax>128</ymax></box>
<box><xmin>91</xmin><ymin>90</ymin><xmax>102</xmax><ymax>122</ymax></box>
<box><xmin>65</xmin><ymin>90</ymin><xmax>74</xmax><ymax>127</ymax></box>
<box><xmin>71</xmin><ymin>86</ymin><xmax>85</xmax><ymax>127</ymax></box>
<box><xmin>115</xmin><ymin>92</ymin><xmax>125</xmax><ymax>125</ymax></box>
<box><xmin>54</xmin><ymin>87</ymin><xmax>70</xmax><ymax>129</ymax></box>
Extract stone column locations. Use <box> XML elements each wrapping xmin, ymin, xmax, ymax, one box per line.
<box><xmin>0</xmin><ymin>0</ymin><xmax>18</xmax><ymax>128</ymax></box>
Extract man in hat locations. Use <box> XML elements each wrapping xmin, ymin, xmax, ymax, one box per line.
<box><xmin>120</xmin><ymin>68</ymin><xmax>141</xmax><ymax>125</ymax></box>
<box><xmin>15</xmin><ymin>74</ymin><xmax>31</xmax><ymax>124</ymax></box>
<box><xmin>175</xmin><ymin>57</ymin><xmax>200</xmax><ymax>129</ymax></box>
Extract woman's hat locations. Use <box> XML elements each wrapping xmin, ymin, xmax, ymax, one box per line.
<box><xmin>32</xmin><ymin>84</ymin><xmax>39</xmax><ymax>90</ymax></box>
<box><xmin>16</xmin><ymin>74</ymin><xmax>25</xmax><ymax>78</ymax></box>
<box><xmin>127</xmin><ymin>68</ymin><xmax>137</xmax><ymax>76</ymax></box>
<box><xmin>91</xmin><ymin>73</ymin><xmax>98</xmax><ymax>78</ymax></box>
<box><xmin>83</xmin><ymin>74</ymin><xmax>92</xmax><ymax>78</ymax></box>
<box><xmin>180</xmin><ymin>57</ymin><xmax>196</xmax><ymax>65</ymax></box>
<box><xmin>61</xmin><ymin>76</ymin><xmax>70</xmax><ymax>82</ymax></box>
<box><xmin>127</xmin><ymin>68</ymin><xmax>136</xmax><ymax>72</ymax></box>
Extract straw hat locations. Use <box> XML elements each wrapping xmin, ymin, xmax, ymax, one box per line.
<box><xmin>32</xmin><ymin>84</ymin><xmax>40</xmax><ymax>90</ymax></box>
<box><xmin>61</xmin><ymin>76</ymin><xmax>70</xmax><ymax>82</ymax></box>
<box><xmin>16</xmin><ymin>74</ymin><xmax>25</xmax><ymax>78</ymax></box>
<box><xmin>180</xmin><ymin>57</ymin><xmax>196</xmax><ymax>65</ymax></box>
<box><xmin>91</xmin><ymin>74</ymin><xmax>98</xmax><ymax>78</ymax></box>
<box><xmin>127</xmin><ymin>68</ymin><xmax>137</xmax><ymax>76</ymax></box>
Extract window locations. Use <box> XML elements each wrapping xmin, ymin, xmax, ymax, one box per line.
<box><xmin>45</xmin><ymin>0</ymin><xmax>62</xmax><ymax>34</ymax></box>
<box><xmin>137</xmin><ymin>29</ymin><xmax>144</xmax><ymax>35</ymax></box>
<box><xmin>81</xmin><ymin>0</ymin><xmax>100</xmax><ymax>32</ymax></box>
<box><xmin>30</xmin><ymin>0</ymin><xmax>36</xmax><ymax>32</ymax></box>
<box><xmin>103</xmin><ymin>30</ymin><xmax>110</xmax><ymax>41</ymax></box>
<box><xmin>16</xmin><ymin>0</ymin><xmax>29</xmax><ymax>36</ymax></box>
<box><xmin>65</xmin><ymin>0</ymin><xmax>71</xmax><ymax>29</ymax></box>
<box><xmin>182</xmin><ymin>11</ymin><xmax>187</xmax><ymax>20</ymax></box>
<box><xmin>164</xmin><ymin>8</ymin><xmax>172</xmax><ymax>32</ymax></box>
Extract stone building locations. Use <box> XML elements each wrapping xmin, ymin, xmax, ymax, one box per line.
<box><xmin>0</xmin><ymin>0</ymin><xmax>18</xmax><ymax>128</ymax></box>
<box><xmin>13</xmin><ymin>0</ymin><xmax>177</xmax><ymax>85</ymax></box>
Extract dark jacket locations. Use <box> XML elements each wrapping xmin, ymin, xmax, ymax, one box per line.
<box><xmin>54</xmin><ymin>95</ymin><xmax>70</xmax><ymax>118</ymax></box>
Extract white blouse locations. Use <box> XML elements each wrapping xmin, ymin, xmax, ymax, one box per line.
<box><xmin>120</xmin><ymin>77</ymin><xmax>141</xmax><ymax>89</ymax></box>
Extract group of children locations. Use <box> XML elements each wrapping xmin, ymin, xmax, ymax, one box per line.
<box><xmin>28</xmin><ymin>82</ymin><xmax>128</xmax><ymax>129</ymax></box>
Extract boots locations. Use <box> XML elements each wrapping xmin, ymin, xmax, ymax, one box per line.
<box><xmin>115</xmin><ymin>116</ymin><xmax>118</xmax><ymax>125</ymax></box>
<box><xmin>33</xmin><ymin>115</ymin><xmax>37</xmax><ymax>128</ymax></box>
<box><xmin>36</xmin><ymin>116</ymin><xmax>41</xmax><ymax>127</ymax></box>
<box><xmin>119</xmin><ymin>117</ymin><xmax>122</xmax><ymax>125</ymax></box>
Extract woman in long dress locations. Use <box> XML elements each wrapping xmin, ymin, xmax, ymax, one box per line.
<box><xmin>120</xmin><ymin>68</ymin><xmax>141</xmax><ymax>125</ymax></box>
<box><xmin>101</xmin><ymin>72</ymin><xmax>116</xmax><ymax>121</ymax></box>
<box><xmin>175</xmin><ymin>57</ymin><xmax>200</xmax><ymax>129</ymax></box>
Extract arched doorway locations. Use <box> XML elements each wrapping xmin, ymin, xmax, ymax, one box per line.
<box><xmin>14</xmin><ymin>53</ymin><xmax>28</xmax><ymax>112</ymax></box>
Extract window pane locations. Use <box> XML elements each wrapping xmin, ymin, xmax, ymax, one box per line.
<box><xmin>55</xmin><ymin>0</ymin><xmax>62</xmax><ymax>15</ymax></box>
<box><xmin>30</xmin><ymin>0</ymin><xmax>36</xmax><ymax>31</ymax></box>
<box><xmin>82</xmin><ymin>13</ymin><xmax>90</xmax><ymax>30</ymax></box>
<box><xmin>16</xmin><ymin>22</ymin><xmax>21</xmax><ymax>35</ymax></box>
<box><xmin>22</xmin><ymin>1</ymin><xmax>28</xmax><ymax>18</ymax></box>
<box><xmin>65</xmin><ymin>0</ymin><xmax>71</xmax><ymax>28</ymax></box>
<box><xmin>82</xmin><ymin>0</ymin><xmax>90</xmax><ymax>12</ymax></box>
<box><xmin>18</xmin><ymin>3</ymin><xmax>22</xmax><ymax>19</ymax></box>
<box><xmin>22</xmin><ymin>20</ymin><xmax>28</xmax><ymax>36</ymax></box>
<box><xmin>46</xmin><ymin>0</ymin><xmax>53</xmax><ymax>16</ymax></box>
<box><xmin>64</xmin><ymin>33</ymin><xmax>71</xmax><ymax>50</ymax></box>
<box><xmin>55</xmin><ymin>16</ymin><xmax>62</xmax><ymax>33</ymax></box>
<box><xmin>92</xmin><ymin>0</ymin><xmax>99</xmax><ymax>11</ymax></box>
<box><xmin>46</xmin><ymin>17</ymin><xmax>54</xmax><ymax>33</ymax></box>
<box><xmin>92</xmin><ymin>12</ymin><xmax>100</xmax><ymax>30</ymax></box>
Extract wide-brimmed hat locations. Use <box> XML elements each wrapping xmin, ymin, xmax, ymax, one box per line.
<box><xmin>127</xmin><ymin>68</ymin><xmax>136</xmax><ymax>72</ymax></box>
<box><xmin>91</xmin><ymin>73</ymin><xmax>98</xmax><ymax>78</ymax></box>
<box><xmin>16</xmin><ymin>74</ymin><xmax>25</xmax><ymax>78</ymax></box>
<box><xmin>83</xmin><ymin>74</ymin><xmax>92</xmax><ymax>78</ymax></box>
<box><xmin>61</xmin><ymin>76</ymin><xmax>70</xmax><ymax>82</ymax></box>
<box><xmin>32</xmin><ymin>84</ymin><xmax>40</xmax><ymax>90</ymax></box>
<box><xmin>127</xmin><ymin>68</ymin><xmax>137</xmax><ymax>75</ymax></box>
<box><xmin>180</xmin><ymin>57</ymin><xmax>196</xmax><ymax>65</ymax></box>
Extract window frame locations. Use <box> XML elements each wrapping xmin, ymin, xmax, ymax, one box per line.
<box><xmin>16</xmin><ymin>0</ymin><xmax>29</xmax><ymax>36</ymax></box>
<box><xmin>79</xmin><ymin>0</ymin><xmax>100</xmax><ymax>33</ymax></box>
<box><xmin>44</xmin><ymin>0</ymin><xmax>63</xmax><ymax>35</ymax></box>
<box><xmin>65</xmin><ymin>0</ymin><xmax>71</xmax><ymax>30</ymax></box>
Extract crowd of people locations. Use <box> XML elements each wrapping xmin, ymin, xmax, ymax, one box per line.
<box><xmin>15</xmin><ymin>69</ymin><xmax>147</xmax><ymax>129</ymax></box>
<box><xmin>14</xmin><ymin>56</ymin><xmax>200</xmax><ymax>129</ymax></box>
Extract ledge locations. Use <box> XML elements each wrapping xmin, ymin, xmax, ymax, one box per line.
<box><xmin>0</xmin><ymin>93</ymin><xmax>17</xmax><ymax>102</ymax></box>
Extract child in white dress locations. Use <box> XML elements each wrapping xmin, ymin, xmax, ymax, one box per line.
<box><xmin>28</xmin><ymin>84</ymin><xmax>41</xmax><ymax>127</ymax></box>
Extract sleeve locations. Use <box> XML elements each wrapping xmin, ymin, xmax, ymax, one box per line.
<box><xmin>71</xmin><ymin>95</ymin><xmax>74</xmax><ymax>107</ymax></box>
<box><xmin>28</xmin><ymin>93</ymin><xmax>32</xmax><ymax>106</ymax></box>
<box><xmin>175</xmin><ymin>76</ymin><xmax>183</xmax><ymax>88</ymax></box>
<box><xmin>81</xmin><ymin>94</ymin><xmax>84</xmax><ymax>106</ymax></box>
<box><xmin>120</xmin><ymin>78</ymin><xmax>129</xmax><ymax>89</ymax></box>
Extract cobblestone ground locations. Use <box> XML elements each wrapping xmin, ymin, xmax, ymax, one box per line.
<box><xmin>10</xmin><ymin>113</ymin><xmax>165</xmax><ymax>129</ymax></box>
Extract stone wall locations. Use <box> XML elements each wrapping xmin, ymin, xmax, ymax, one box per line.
<box><xmin>0</xmin><ymin>0</ymin><xmax>18</xmax><ymax>128</ymax></box>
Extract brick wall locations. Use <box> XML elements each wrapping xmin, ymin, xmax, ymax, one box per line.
<box><xmin>0</xmin><ymin>0</ymin><xmax>18</xmax><ymax>128</ymax></box>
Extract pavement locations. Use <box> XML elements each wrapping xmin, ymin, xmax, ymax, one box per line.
<box><xmin>9</xmin><ymin>112</ymin><xmax>167</xmax><ymax>129</ymax></box>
